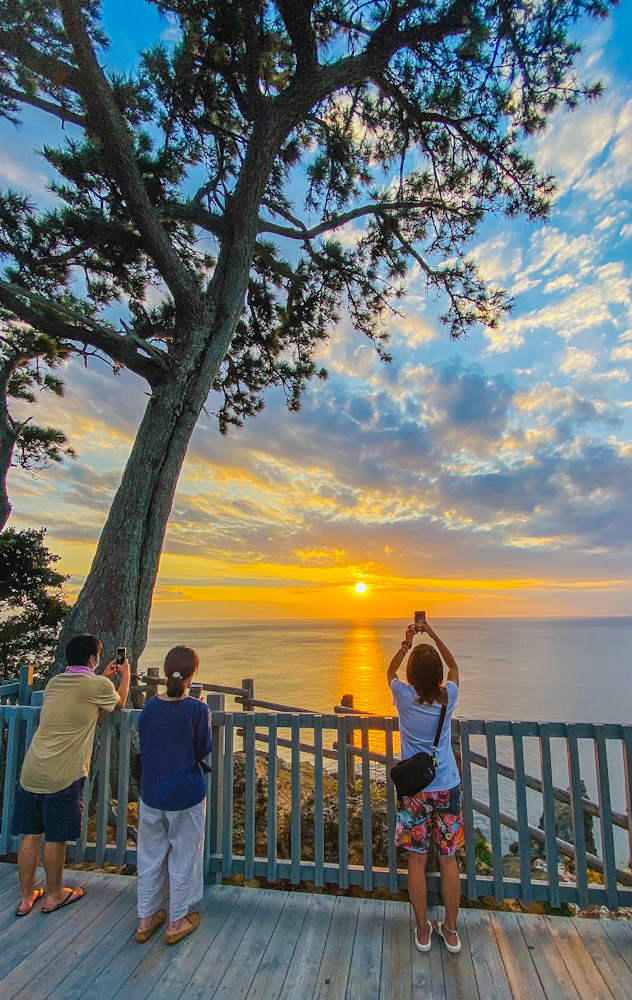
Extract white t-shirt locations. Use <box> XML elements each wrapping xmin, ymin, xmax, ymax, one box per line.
<box><xmin>390</xmin><ymin>678</ymin><xmax>460</xmax><ymax>792</ymax></box>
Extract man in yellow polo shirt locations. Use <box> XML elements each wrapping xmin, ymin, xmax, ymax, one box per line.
<box><xmin>12</xmin><ymin>634</ymin><xmax>130</xmax><ymax>916</ymax></box>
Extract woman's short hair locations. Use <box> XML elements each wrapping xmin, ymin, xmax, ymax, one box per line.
<box><xmin>164</xmin><ymin>645</ymin><xmax>200</xmax><ymax>698</ymax></box>
<box><xmin>406</xmin><ymin>643</ymin><xmax>446</xmax><ymax>706</ymax></box>
<box><xmin>65</xmin><ymin>634</ymin><xmax>103</xmax><ymax>666</ymax></box>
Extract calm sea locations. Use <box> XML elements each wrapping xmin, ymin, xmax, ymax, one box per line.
<box><xmin>143</xmin><ymin>617</ymin><xmax>632</xmax><ymax>861</ymax></box>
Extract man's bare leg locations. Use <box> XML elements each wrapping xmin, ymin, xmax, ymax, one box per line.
<box><xmin>16</xmin><ymin>834</ymin><xmax>42</xmax><ymax>914</ymax></box>
<box><xmin>41</xmin><ymin>841</ymin><xmax>71</xmax><ymax>909</ymax></box>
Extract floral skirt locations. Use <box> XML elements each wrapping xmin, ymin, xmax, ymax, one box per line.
<box><xmin>395</xmin><ymin>786</ymin><xmax>464</xmax><ymax>856</ymax></box>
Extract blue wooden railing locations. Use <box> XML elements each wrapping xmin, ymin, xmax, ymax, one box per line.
<box><xmin>1</xmin><ymin>697</ymin><xmax>631</xmax><ymax>909</ymax></box>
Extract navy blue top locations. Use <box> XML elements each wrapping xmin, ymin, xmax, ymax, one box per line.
<box><xmin>138</xmin><ymin>696</ymin><xmax>212</xmax><ymax>811</ymax></box>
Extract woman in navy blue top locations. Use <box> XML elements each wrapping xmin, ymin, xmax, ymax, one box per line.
<box><xmin>135</xmin><ymin>646</ymin><xmax>212</xmax><ymax>946</ymax></box>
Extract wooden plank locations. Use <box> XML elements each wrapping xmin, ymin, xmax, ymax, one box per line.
<box><xmin>410</xmin><ymin>904</ymin><xmax>446</xmax><ymax>1000</ymax></box>
<box><xmin>361</xmin><ymin>719</ymin><xmax>374</xmax><ymax>892</ymax></box>
<box><xmin>0</xmin><ymin>873</ymin><xmax>125</xmax><ymax>1000</ymax></box>
<box><xmin>622</xmin><ymin>728</ymin><xmax>632</xmax><ymax>871</ymax></box>
<box><xmin>384</xmin><ymin>718</ymin><xmax>398</xmax><ymax>895</ymax></box>
<box><xmin>512</xmin><ymin>722</ymin><xmax>532</xmax><ymax>905</ymax></box>
<box><xmin>441</xmin><ymin>911</ymin><xmax>479</xmax><ymax>1000</ymax></box>
<box><xmin>540</xmin><ymin>724</ymin><xmax>561</xmax><ymax>909</ymax></box>
<box><xmin>291</xmin><ymin>716</ymin><xmax>301</xmax><ymax>886</ymax></box>
<box><xmin>267</xmin><ymin>714</ymin><xmax>278</xmax><ymax>883</ymax></box>
<box><xmin>346</xmin><ymin>897</ymin><xmax>384</xmax><ymax>1000</ymax></box>
<box><xmin>600</xmin><ymin>919</ymin><xmax>632</xmax><ymax>976</ymax></box>
<box><xmin>379</xmin><ymin>899</ymin><xmax>412</xmax><ymax>1000</ymax></box>
<box><xmin>276</xmin><ymin>893</ymin><xmax>335</xmax><ymax>1000</ymax></box>
<box><xmin>573</xmin><ymin>917</ymin><xmax>632</xmax><ymax>1000</ymax></box>
<box><xmin>245</xmin><ymin>891</ymin><xmax>312</xmax><ymax>1000</ymax></box>
<box><xmin>544</xmin><ymin>915</ymin><xmax>616</xmax><ymax>1000</ymax></box>
<box><xmin>462</xmin><ymin>908</ymin><xmax>513</xmax><ymax>1000</ymax></box>
<box><xmin>459</xmin><ymin>721</ymin><xmax>478</xmax><ymax>901</ymax></box>
<box><xmin>204</xmin><ymin>889</ymin><xmax>288</xmax><ymax>1000</ymax></box>
<box><xmin>9</xmin><ymin>880</ymin><xmax>138</xmax><ymax>1000</ymax></box>
<box><xmin>221</xmin><ymin>719</ymin><xmax>234</xmax><ymax>878</ymax></box>
<box><xmin>490</xmin><ymin>910</ymin><xmax>547</xmax><ymax>1000</ymax></box>
<box><xmin>244</xmin><ymin>713</ymin><xmax>256</xmax><ymax>881</ymax></box>
<box><xmin>516</xmin><ymin>912</ymin><xmax>581</xmax><ymax>1000</ymax></box>
<box><xmin>95</xmin><ymin>716</ymin><xmax>112</xmax><ymax>867</ymax></box>
<box><xmin>313</xmin><ymin>894</ymin><xmax>360</xmax><ymax>999</ymax></box>
<box><xmin>115</xmin><ymin>711</ymin><xmax>132</xmax><ymax>867</ymax></box>
<box><xmin>594</xmin><ymin>726</ymin><xmax>619</xmax><ymax>911</ymax></box>
<box><xmin>566</xmin><ymin>724</ymin><xmax>589</xmax><ymax>909</ymax></box>
<box><xmin>485</xmin><ymin>721</ymin><xmax>504</xmax><ymax>903</ymax></box>
<box><xmin>207</xmin><ymin>693</ymin><xmax>225</xmax><ymax>885</ymax></box>
<box><xmin>337</xmin><ymin>716</ymin><xmax>349</xmax><ymax>889</ymax></box>
<box><xmin>313</xmin><ymin>716</ymin><xmax>325</xmax><ymax>889</ymax></box>
<box><xmin>0</xmin><ymin>873</ymin><xmax>46</xmax><ymax>935</ymax></box>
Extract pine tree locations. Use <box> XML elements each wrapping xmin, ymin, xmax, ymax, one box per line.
<box><xmin>0</xmin><ymin>0</ymin><xmax>612</xmax><ymax>671</ymax></box>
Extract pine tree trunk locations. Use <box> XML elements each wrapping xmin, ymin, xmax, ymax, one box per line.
<box><xmin>0</xmin><ymin>368</ymin><xmax>16</xmax><ymax>531</ymax></box>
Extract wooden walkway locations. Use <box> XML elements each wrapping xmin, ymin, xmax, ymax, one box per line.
<box><xmin>1</xmin><ymin>864</ymin><xmax>632</xmax><ymax>1000</ymax></box>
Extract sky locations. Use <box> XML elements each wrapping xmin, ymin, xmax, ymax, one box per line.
<box><xmin>3</xmin><ymin>2</ymin><xmax>632</xmax><ymax>621</ymax></box>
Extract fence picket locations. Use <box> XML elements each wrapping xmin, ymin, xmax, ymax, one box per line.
<box><xmin>511</xmin><ymin>722</ymin><xmax>532</xmax><ymax>905</ymax></box>
<box><xmin>337</xmin><ymin>715</ymin><xmax>349</xmax><ymax>889</ymax></box>
<box><xmin>384</xmin><ymin>718</ymin><xmax>398</xmax><ymax>894</ymax></box>
<box><xmin>313</xmin><ymin>715</ymin><xmax>325</xmax><ymax>887</ymax></box>
<box><xmin>244</xmin><ymin>713</ymin><xmax>256</xmax><ymax>880</ymax></box>
<box><xmin>115</xmin><ymin>711</ymin><xmax>132</xmax><ymax>867</ymax></box>
<box><xmin>221</xmin><ymin>718</ymin><xmax>234</xmax><ymax>878</ymax></box>
<box><xmin>267</xmin><ymin>714</ymin><xmax>278</xmax><ymax>883</ymax></box>
<box><xmin>459</xmin><ymin>719</ymin><xmax>477</xmax><ymax>900</ymax></box>
<box><xmin>360</xmin><ymin>718</ymin><xmax>373</xmax><ymax>892</ymax></box>
<box><xmin>0</xmin><ymin>708</ymin><xmax>19</xmax><ymax>854</ymax></box>
<box><xmin>594</xmin><ymin>724</ymin><xmax>618</xmax><ymax>910</ymax></box>
<box><xmin>485</xmin><ymin>721</ymin><xmax>504</xmax><ymax>902</ymax></box>
<box><xmin>95</xmin><ymin>716</ymin><xmax>112</xmax><ymax>866</ymax></box>
<box><xmin>623</xmin><ymin>726</ymin><xmax>632</xmax><ymax>872</ymax></box>
<box><xmin>291</xmin><ymin>715</ymin><xmax>301</xmax><ymax>885</ymax></box>
<box><xmin>566</xmin><ymin>724</ymin><xmax>589</xmax><ymax>909</ymax></box>
<box><xmin>208</xmin><ymin>694</ymin><xmax>225</xmax><ymax>884</ymax></box>
<box><xmin>539</xmin><ymin>724</ymin><xmax>561</xmax><ymax>909</ymax></box>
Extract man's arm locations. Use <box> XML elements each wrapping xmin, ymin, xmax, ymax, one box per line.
<box><xmin>386</xmin><ymin>624</ymin><xmax>416</xmax><ymax>686</ymax></box>
<box><xmin>421</xmin><ymin>623</ymin><xmax>459</xmax><ymax>687</ymax></box>
<box><xmin>102</xmin><ymin>658</ymin><xmax>131</xmax><ymax>710</ymax></box>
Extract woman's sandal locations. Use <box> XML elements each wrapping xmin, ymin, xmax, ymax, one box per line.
<box><xmin>164</xmin><ymin>912</ymin><xmax>200</xmax><ymax>945</ymax></box>
<box><xmin>135</xmin><ymin>909</ymin><xmax>167</xmax><ymax>943</ymax></box>
<box><xmin>434</xmin><ymin>920</ymin><xmax>462</xmax><ymax>954</ymax></box>
<box><xmin>15</xmin><ymin>887</ymin><xmax>44</xmax><ymax>917</ymax></box>
<box><xmin>42</xmin><ymin>886</ymin><xmax>85</xmax><ymax>914</ymax></box>
<box><xmin>414</xmin><ymin>920</ymin><xmax>433</xmax><ymax>952</ymax></box>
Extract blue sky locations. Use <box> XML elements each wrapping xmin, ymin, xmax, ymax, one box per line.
<box><xmin>3</xmin><ymin>2</ymin><xmax>632</xmax><ymax>619</ymax></box>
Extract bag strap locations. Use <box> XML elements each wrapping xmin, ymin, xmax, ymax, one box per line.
<box><xmin>432</xmin><ymin>701</ymin><xmax>448</xmax><ymax>750</ymax></box>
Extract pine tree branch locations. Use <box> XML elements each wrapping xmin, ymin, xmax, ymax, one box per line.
<box><xmin>0</xmin><ymin>28</ymin><xmax>81</xmax><ymax>91</ymax></box>
<box><xmin>258</xmin><ymin>199</ymin><xmax>473</xmax><ymax>240</ymax></box>
<box><xmin>0</xmin><ymin>84</ymin><xmax>84</xmax><ymax>126</ymax></box>
<box><xmin>276</xmin><ymin>0</ymin><xmax>318</xmax><ymax>74</ymax></box>
<box><xmin>58</xmin><ymin>0</ymin><xmax>202</xmax><ymax>315</ymax></box>
<box><xmin>0</xmin><ymin>280</ymin><xmax>169</xmax><ymax>384</ymax></box>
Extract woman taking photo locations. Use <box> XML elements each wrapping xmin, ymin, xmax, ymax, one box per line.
<box><xmin>387</xmin><ymin>620</ymin><xmax>463</xmax><ymax>954</ymax></box>
<box><xmin>135</xmin><ymin>645</ymin><xmax>212</xmax><ymax>945</ymax></box>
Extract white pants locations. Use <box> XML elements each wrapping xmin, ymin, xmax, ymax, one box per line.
<box><xmin>137</xmin><ymin>798</ymin><xmax>206</xmax><ymax>922</ymax></box>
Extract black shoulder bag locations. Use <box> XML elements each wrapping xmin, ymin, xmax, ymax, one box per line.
<box><xmin>390</xmin><ymin>701</ymin><xmax>447</xmax><ymax>801</ymax></box>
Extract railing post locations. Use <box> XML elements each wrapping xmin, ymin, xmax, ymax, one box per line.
<box><xmin>241</xmin><ymin>678</ymin><xmax>254</xmax><ymax>752</ymax></box>
<box><xmin>18</xmin><ymin>665</ymin><xmax>33</xmax><ymax>705</ymax></box>
<box><xmin>146</xmin><ymin>666</ymin><xmax>159</xmax><ymax>700</ymax></box>
<box><xmin>341</xmin><ymin>694</ymin><xmax>357</xmax><ymax>789</ymax></box>
<box><xmin>207</xmin><ymin>693</ymin><xmax>225</xmax><ymax>884</ymax></box>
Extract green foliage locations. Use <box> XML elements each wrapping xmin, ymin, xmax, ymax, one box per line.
<box><xmin>474</xmin><ymin>832</ymin><xmax>493</xmax><ymax>868</ymax></box>
<box><xmin>0</xmin><ymin>527</ymin><xmax>70</xmax><ymax>681</ymax></box>
<box><xmin>0</xmin><ymin>0</ymin><xmax>614</xmax><ymax>430</ymax></box>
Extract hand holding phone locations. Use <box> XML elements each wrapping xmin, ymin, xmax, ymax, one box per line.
<box><xmin>115</xmin><ymin>646</ymin><xmax>127</xmax><ymax>666</ymax></box>
<box><xmin>414</xmin><ymin>611</ymin><xmax>426</xmax><ymax>632</ymax></box>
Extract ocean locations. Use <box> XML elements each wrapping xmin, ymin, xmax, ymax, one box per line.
<box><xmin>142</xmin><ymin>617</ymin><xmax>632</xmax><ymax>862</ymax></box>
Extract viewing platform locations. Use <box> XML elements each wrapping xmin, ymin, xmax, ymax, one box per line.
<box><xmin>2</xmin><ymin>862</ymin><xmax>632</xmax><ymax>1000</ymax></box>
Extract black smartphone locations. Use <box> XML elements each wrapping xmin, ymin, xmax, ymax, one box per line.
<box><xmin>189</xmin><ymin>683</ymin><xmax>203</xmax><ymax>700</ymax></box>
<box><xmin>414</xmin><ymin>611</ymin><xmax>426</xmax><ymax>631</ymax></box>
<box><xmin>115</xmin><ymin>646</ymin><xmax>127</xmax><ymax>666</ymax></box>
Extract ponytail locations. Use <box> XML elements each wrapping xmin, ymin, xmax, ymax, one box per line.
<box><xmin>163</xmin><ymin>645</ymin><xmax>200</xmax><ymax>698</ymax></box>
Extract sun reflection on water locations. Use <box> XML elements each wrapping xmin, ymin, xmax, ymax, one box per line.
<box><xmin>336</xmin><ymin>621</ymin><xmax>400</xmax><ymax>755</ymax></box>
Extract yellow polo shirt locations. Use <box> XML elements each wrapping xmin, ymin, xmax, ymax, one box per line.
<box><xmin>20</xmin><ymin>673</ymin><xmax>120</xmax><ymax>794</ymax></box>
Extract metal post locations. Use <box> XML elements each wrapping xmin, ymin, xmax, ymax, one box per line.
<box><xmin>341</xmin><ymin>693</ymin><xmax>357</xmax><ymax>789</ymax></box>
<box><xmin>146</xmin><ymin>666</ymin><xmax>159</xmax><ymax>700</ymax></box>
<box><xmin>206</xmin><ymin>693</ymin><xmax>225</xmax><ymax>884</ymax></box>
<box><xmin>241</xmin><ymin>678</ymin><xmax>254</xmax><ymax>752</ymax></box>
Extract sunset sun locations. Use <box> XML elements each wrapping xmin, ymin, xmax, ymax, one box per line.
<box><xmin>354</xmin><ymin>582</ymin><xmax>368</xmax><ymax>595</ymax></box>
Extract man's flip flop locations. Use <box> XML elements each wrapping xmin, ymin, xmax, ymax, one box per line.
<box><xmin>15</xmin><ymin>887</ymin><xmax>44</xmax><ymax>917</ymax></box>
<box><xmin>42</xmin><ymin>886</ymin><xmax>85</xmax><ymax>913</ymax></box>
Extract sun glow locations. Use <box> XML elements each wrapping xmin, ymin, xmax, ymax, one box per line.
<box><xmin>354</xmin><ymin>582</ymin><xmax>368</xmax><ymax>595</ymax></box>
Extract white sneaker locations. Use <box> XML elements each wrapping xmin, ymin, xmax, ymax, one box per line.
<box><xmin>414</xmin><ymin>920</ymin><xmax>433</xmax><ymax>952</ymax></box>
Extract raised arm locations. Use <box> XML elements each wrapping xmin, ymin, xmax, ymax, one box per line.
<box><xmin>386</xmin><ymin>624</ymin><xmax>416</xmax><ymax>686</ymax></box>
<box><xmin>102</xmin><ymin>657</ymin><xmax>131</xmax><ymax>710</ymax></box>
<box><xmin>420</xmin><ymin>623</ymin><xmax>459</xmax><ymax>687</ymax></box>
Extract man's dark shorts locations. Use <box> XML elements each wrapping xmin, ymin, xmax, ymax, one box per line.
<box><xmin>11</xmin><ymin>777</ymin><xmax>85</xmax><ymax>842</ymax></box>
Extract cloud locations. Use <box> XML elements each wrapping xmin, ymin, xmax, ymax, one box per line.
<box><xmin>560</xmin><ymin>347</ymin><xmax>597</xmax><ymax>376</ymax></box>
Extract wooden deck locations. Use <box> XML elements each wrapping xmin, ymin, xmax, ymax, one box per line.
<box><xmin>1</xmin><ymin>864</ymin><xmax>632</xmax><ymax>1000</ymax></box>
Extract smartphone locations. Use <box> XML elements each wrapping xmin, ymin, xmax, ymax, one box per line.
<box><xmin>414</xmin><ymin>611</ymin><xmax>426</xmax><ymax>631</ymax></box>
<box><xmin>115</xmin><ymin>646</ymin><xmax>127</xmax><ymax>666</ymax></box>
<box><xmin>189</xmin><ymin>683</ymin><xmax>203</xmax><ymax>700</ymax></box>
